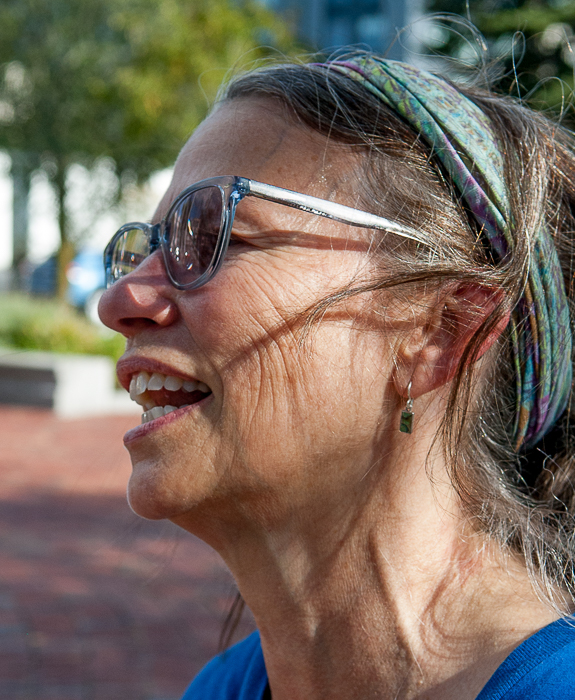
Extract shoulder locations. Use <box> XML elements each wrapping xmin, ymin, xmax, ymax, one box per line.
<box><xmin>477</xmin><ymin>617</ymin><xmax>575</xmax><ymax>700</ymax></box>
<box><xmin>181</xmin><ymin>631</ymin><xmax>267</xmax><ymax>700</ymax></box>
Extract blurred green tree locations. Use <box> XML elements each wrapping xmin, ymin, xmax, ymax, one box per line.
<box><xmin>426</xmin><ymin>1</ymin><xmax>575</xmax><ymax>117</ymax></box>
<box><xmin>0</xmin><ymin>0</ymin><xmax>295</xmax><ymax>296</ymax></box>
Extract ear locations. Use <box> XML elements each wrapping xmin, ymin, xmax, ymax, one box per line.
<box><xmin>393</xmin><ymin>284</ymin><xmax>510</xmax><ymax>400</ymax></box>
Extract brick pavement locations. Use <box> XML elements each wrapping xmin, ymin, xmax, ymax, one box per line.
<box><xmin>0</xmin><ymin>406</ymin><xmax>254</xmax><ymax>700</ymax></box>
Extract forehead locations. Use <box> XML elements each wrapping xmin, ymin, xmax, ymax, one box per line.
<box><xmin>154</xmin><ymin>98</ymin><xmax>360</xmax><ymax>221</ymax></box>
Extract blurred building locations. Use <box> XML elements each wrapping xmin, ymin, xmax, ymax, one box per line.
<box><xmin>264</xmin><ymin>0</ymin><xmax>424</xmax><ymax>60</ymax></box>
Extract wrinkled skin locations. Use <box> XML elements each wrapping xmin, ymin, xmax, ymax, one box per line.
<box><xmin>99</xmin><ymin>98</ymin><xmax>403</xmax><ymax>534</ymax></box>
<box><xmin>99</xmin><ymin>98</ymin><xmax>560</xmax><ymax>700</ymax></box>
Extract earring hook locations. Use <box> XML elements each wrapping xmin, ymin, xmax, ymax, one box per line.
<box><xmin>406</xmin><ymin>380</ymin><xmax>413</xmax><ymax>412</ymax></box>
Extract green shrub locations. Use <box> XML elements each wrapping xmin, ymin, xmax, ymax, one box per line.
<box><xmin>0</xmin><ymin>293</ymin><xmax>125</xmax><ymax>362</ymax></box>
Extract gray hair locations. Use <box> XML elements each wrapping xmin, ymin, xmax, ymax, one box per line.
<box><xmin>223</xmin><ymin>53</ymin><xmax>575</xmax><ymax>613</ymax></box>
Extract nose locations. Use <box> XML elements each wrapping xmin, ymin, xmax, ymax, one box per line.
<box><xmin>98</xmin><ymin>251</ymin><xmax>179</xmax><ymax>336</ymax></box>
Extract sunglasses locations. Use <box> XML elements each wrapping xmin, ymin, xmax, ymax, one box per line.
<box><xmin>104</xmin><ymin>175</ymin><xmax>420</xmax><ymax>291</ymax></box>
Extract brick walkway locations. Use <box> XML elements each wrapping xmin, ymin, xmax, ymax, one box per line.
<box><xmin>0</xmin><ymin>407</ymin><xmax>254</xmax><ymax>700</ymax></box>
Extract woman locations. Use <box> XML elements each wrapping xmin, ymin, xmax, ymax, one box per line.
<box><xmin>99</xmin><ymin>53</ymin><xmax>575</xmax><ymax>699</ymax></box>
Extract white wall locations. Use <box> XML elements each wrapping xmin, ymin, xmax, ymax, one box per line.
<box><xmin>0</xmin><ymin>153</ymin><xmax>12</xmax><ymax>270</ymax></box>
<box><xmin>28</xmin><ymin>169</ymin><xmax>61</xmax><ymax>263</ymax></box>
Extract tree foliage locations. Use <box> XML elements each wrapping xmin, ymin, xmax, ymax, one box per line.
<box><xmin>426</xmin><ymin>1</ymin><xmax>575</xmax><ymax>120</ymax></box>
<box><xmin>0</xmin><ymin>0</ymin><xmax>296</xmax><ymax>294</ymax></box>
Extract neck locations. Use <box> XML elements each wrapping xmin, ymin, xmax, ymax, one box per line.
<box><xmin>172</xmin><ymin>436</ymin><xmax>559</xmax><ymax>700</ymax></box>
<box><xmin>232</xmin><ymin>521</ymin><xmax>555</xmax><ymax>697</ymax></box>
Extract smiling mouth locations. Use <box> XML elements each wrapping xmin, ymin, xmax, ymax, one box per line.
<box><xmin>129</xmin><ymin>371</ymin><xmax>212</xmax><ymax>424</ymax></box>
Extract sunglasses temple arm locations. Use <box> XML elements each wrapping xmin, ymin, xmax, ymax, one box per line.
<box><xmin>247</xmin><ymin>180</ymin><xmax>422</xmax><ymax>243</ymax></box>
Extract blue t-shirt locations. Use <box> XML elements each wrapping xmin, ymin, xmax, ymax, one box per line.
<box><xmin>182</xmin><ymin>617</ymin><xmax>575</xmax><ymax>699</ymax></box>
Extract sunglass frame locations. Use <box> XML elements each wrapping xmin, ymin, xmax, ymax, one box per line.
<box><xmin>104</xmin><ymin>175</ymin><xmax>421</xmax><ymax>291</ymax></box>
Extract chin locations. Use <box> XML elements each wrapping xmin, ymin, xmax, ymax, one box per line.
<box><xmin>127</xmin><ymin>487</ymin><xmax>171</xmax><ymax>521</ymax></box>
<box><xmin>126</xmin><ymin>458</ymin><xmax>195</xmax><ymax>521</ymax></box>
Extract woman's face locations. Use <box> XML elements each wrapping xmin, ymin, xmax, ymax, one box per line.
<box><xmin>99</xmin><ymin>98</ymin><xmax>401</xmax><ymax>539</ymax></box>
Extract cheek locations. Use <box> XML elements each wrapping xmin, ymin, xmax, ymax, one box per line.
<box><xmin>203</xmin><ymin>295</ymin><xmax>392</xmax><ymax>484</ymax></box>
<box><xmin>175</xmin><ymin>255</ymin><xmax>314</xmax><ymax>369</ymax></box>
<box><xmin>182</xmin><ymin>246</ymin><xmax>371</xmax><ymax>358</ymax></box>
<box><xmin>210</xmin><ymin>323</ymin><xmax>397</xmax><ymax>519</ymax></box>
<box><xmin>165</xmin><ymin>251</ymin><xmax>395</xmax><ymax>499</ymax></box>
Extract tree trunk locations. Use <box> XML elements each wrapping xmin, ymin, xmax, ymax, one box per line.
<box><xmin>54</xmin><ymin>162</ymin><xmax>74</xmax><ymax>302</ymax></box>
<box><xmin>10</xmin><ymin>151</ymin><xmax>32</xmax><ymax>290</ymax></box>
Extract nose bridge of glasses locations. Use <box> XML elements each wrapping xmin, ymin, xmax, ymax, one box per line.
<box><xmin>150</xmin><ymin>222</ymin><xmax>162</xmax><ymax>251</ymax></box>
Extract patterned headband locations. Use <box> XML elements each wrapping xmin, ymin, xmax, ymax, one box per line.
<box><xmin>322</xmin><ymin>56</ymin><xmax>572</xmax><ymax>450</ymax></box>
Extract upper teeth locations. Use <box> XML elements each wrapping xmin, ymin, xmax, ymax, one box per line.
<box><xmin>129</xmin><ymin>371</ymin><xmax>210</xmax><ymax>407</ymax></box>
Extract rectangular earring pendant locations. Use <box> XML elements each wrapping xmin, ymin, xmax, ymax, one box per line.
<box><xmin>399</xmin><ymin>410</ymin><xmax>414</xmax><ymax>434</ymax></box>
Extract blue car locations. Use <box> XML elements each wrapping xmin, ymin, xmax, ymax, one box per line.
<box><xmin>66</xmin><ymin>250</ymin><xmax>106</xmax><ymax>324</ymax></box>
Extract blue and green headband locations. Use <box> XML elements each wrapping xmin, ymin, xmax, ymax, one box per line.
<box><xmin>322</xmin><ymin>56</ymin><xmax>572</xmax><ymax>450</ymax></box>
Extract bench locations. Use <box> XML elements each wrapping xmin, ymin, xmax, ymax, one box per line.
<box><xmin>0</xmin><ymin>349</ymin><xmax>139</xmax><ymax>418</ymax></box>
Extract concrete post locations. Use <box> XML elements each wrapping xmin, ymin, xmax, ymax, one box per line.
<box><xmin>10</xmin><ymin>151</ymin><xmax>32</xmax><ymax>288</ymax></box>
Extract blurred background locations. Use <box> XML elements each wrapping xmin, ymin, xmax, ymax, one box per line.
<box><xmin>1</xmin><ymin>0</ymin><xmax>575</xmax><ymax>698</ymax></box>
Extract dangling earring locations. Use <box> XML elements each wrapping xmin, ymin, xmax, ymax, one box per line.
<box><xmin>399</xmin><ymin>381</ymin><xmax>414</xmax><ymax>434</ymax></box>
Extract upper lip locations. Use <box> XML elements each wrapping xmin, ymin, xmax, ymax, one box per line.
<box><xmin>116</xmin><ymin>355</ymin><xmax>204</xmax><ymax>392</ymax></box>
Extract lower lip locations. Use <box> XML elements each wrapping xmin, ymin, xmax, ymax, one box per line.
<box><xmin>123</xmin><ymin>394</ymin><xmax>213</xmax><ymax>445</ymax></box>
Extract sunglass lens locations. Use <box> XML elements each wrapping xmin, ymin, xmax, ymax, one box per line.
<box><xmin>108</xmin><ymin>226</ymin><xmax>150</xmax><ymax>285</ymax></box>
<box><xmin>165</xmin><ymin>186</ymin><xmax>224</xmax><ymax>287</ymax></box>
